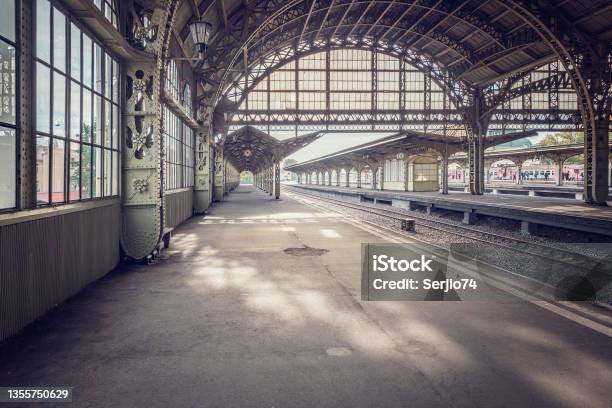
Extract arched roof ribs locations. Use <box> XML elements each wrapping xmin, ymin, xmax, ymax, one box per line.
<box><xmin>248</xmin><ymin>23</ymin><xmax>478</xmax><ymax>66</ymax></box>
<box><xmin>242</xmin><ymin>1</ymin><xmax>511</xmax><ymax>68</ymax></box>
<box><xmin>169</xmin><ymin>0</ymin><xmax>610</xmax><ymax>118</ymax></box>
<box><xmin>224</xmin><ymin>45</ymin><xmax>468</xmax><ymax>110</ymax></box>
<box><xmin>197</xmin><ymin>0</ymin><xmax>548</xmax><ymax>102</ymax></box>
<box><xmin>483</xmin><ymin>70</ymin><xmax>573</xmax><ymax>114</ymax></box>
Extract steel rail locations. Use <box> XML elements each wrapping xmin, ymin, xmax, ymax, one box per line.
<box><xmin>284</xmin><ymin>186</ymin><xmax>611</xmax><ymax>274</ymax></box>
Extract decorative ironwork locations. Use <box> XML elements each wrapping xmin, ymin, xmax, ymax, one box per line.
<box><xmin>132</xmin><ymin>178</ymin><xmax>149</xmax><ymax>194</ymax></box>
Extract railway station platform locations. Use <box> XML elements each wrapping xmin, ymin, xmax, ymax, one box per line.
<box><xmin>1</xmin><ymin>185</ymin><xmax>611</xmax><ymax>407</ymax></box>
<box><xmin>447</xmin><ymin>184</ymin><xmax>612</xmax><ymax>200</ymax></box>
<box><xmin>292</xmin><ymin>184</ymin><xmax>612</xmax><ymax>237</ymax></box>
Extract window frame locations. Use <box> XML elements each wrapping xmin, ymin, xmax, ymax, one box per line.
<box><xmin>238</xmin><ymin>49</ymin><xmax>456</xmax><ymax>113</ymax></box>
<box><xmin>162</xmin><ymin>105</ymin><xmax>195</xmax><ymax>191</ymax></box>
<box><xmin>93</xmin><ymin>0</ymin><xmax>120</xmax><ymax>30</ymax></box>
<box><xmin>33</xmin><ymin>0</ymin><xmax>121</xmax><ymax>208</ymax></box>
<box><xmin>0</xmin><ymin>0</ymin><xmax>20</xmax><ymax>212</ymax></box>
<box><xmin>182</xmin><ymin>82</ymin><xmax>192</xmax><ymax>115</ymax></box>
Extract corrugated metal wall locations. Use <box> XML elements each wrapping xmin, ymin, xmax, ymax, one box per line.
<box><xmin>165</xmin><ymin>189</ymin><xmax>193</xmax><ymax>229</ymax></box>
<box><xmin>0</xmin><ymin>202</ymin><xmax>121</xmax><ymax>341</ymax></box>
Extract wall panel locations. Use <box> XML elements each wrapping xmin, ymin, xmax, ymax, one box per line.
<box><xmin>0</xmin><ymin>202</ymin><xmax>120</xmax><ymax>341</ymax></box>
<box><xmin>165</xmin><ymin>188</ymin><xmax>193</xmax><ymax>229</ymax></box>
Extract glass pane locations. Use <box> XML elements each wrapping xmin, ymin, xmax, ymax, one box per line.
<box><xmin>82</xmin><ymin>35</ymin><xmax>92</xmax><ymax>88</ymax></box>
<box><xmin>36</xmin><ymin>0</ymin><xmax>51</xmax><ymax>63</ymax></box>
<box><xmin>51</xmin><ymin>138</ymin><xmax>65</xmax><ymax>203</ymax></box>
<box><xmin>92</xmin><ymin>146</ymin><xmax>102</xmax><ymax>198</ymax></box>
<box><xmin>0</xmin><ymin>126</ymin><xmax>16</xmax><ymax>209</ymax></box>
<box><xmin>104</xmin><ymin>53</ymin><xmax>112</xmax><ymax>98</ymax></box>
<box><xmin>53</xmin><ymin>7</ymin><xmax>66</xmax><ymax>72</ymax></box>
<box><xmin>68</xmin><ymin>142</ymin><xmax>80</xmax><ymax>200</ymax></box>
<box><xmin>112</xmin><ymin>59</ymin><xmax>119</xmax><ymax>102</ymax></box>
<box><xmin>103</xmin><ymin>149</ymin><xmax>111</xmax><ymax>196</ymax></box>
<box><xmin>104</xmin><ymin>99</ymin><xmax>111</xmax><ymax>147</ymax></box>
<box><xmin>69</xmin><ymin>81</ymin><xmax>81</xmax><ymax>140</ymax></box>
<box><xmin>36</xmin><ymin>135</ymin><xmax>50</xmax><ymax>204</ymax></box>
<box><xmin>36</xmin><ymin>62</ymin><xmax>51</xmax><ymax>133</ymax></box>
<box><xmin>0</xmin><ymin>0</ymin><xmax>15</xmax><ymax>42</ymax></box>
<box><xmin>94</xmin><ymin>44</ymin><xmax>103</xmax><ymax>93</ymax></box>
<box><xmin>93</xmin><ymin>94</ymin><xmax>102</xmax><ymax>145</ymax></box>
<box><xmin>82</xmin><ymin>88</ymin><xmax>92</xmax><ymax>142</ymax></box>
<box><xmin>81</xmin><ymin>144</ymin><xmax>91</xmax><ymax>199</ymax></box>
<box><xmin>112</xmin><ymin>103</ymin><xmax>119</xmax><ymax>149</ymax></box>
<box><xmin>52</xmin><ymin>72</ymin><xmax>66</xmax><ymax>137</ymax></box>
<box><xmin>0</xmin><ymin>40</ymin><xmax>16</xmax><ymax>124</ymax></box>
<box><xmin>112</xmin><ymin>150</ymin><xmax>118</xmax><ymax>195</ymax></box>
<box><xmin>70</xmin><ymin>23</ymin><xmax>81</xmax><ymax>81</ymax></box>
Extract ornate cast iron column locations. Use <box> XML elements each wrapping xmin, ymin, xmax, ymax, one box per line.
<box><xmin>274</xmin><ymin>162</ymin><xmax>280</xmax><ymax>199</ymax></box>
<box><xmin>213</xmin><ymin>146</ymin><xmax>225</xmax><ymax>201</ymax></box>
<box><xmin>441</xmin><ymin>145</ymin><xmax>449</xmax><ymax>195</ymax></box>
<box><xmin>121</xmin><ymin>3</ymin><xmax>178</xmax><ymax>261</ymax></box>
<box><xmin>511</xmin><ymin>158</ymin><xmax>525</xmax><ymax>185</ymax></box>
<box><xmin>465</xmin><ymin>90</ymin><xmax>489</xmax><ymax>195</ymax></box>
<box><xmin>18</xmin><ymin>0</ymin><xmax>35</xmax><ymax>209</ymax></box>
<box><xmin>585</xmin><ymin>67</ymin><xmax>611</xmax><ymax>203</ymax></box>
<box><xmin>483</xmin><ymin>159</ymin><xmax>494</xmax><ymax>186</ymax></box>
<box><xmin>194</xmin><ymin>124</ymin><xmax>212</xmax><ymax>213</ymax></box>
<box><xmin>548</xmin><ymin>153</ymin><xmax>570</xmax><ymax>187</ymax></box>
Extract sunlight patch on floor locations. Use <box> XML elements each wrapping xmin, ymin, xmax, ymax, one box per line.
<box><xmin>320</xmin><ymin>229</ymin><xmax>341</xmax><ymax>238</ymax></box>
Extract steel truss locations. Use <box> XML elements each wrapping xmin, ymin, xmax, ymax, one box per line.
<box><xmin>160</xmin><ymin>0</ymin><xmax>612</xmax><ymax>204</ymax></box>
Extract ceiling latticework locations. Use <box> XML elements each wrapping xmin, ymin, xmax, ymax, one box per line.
<box><xmin>169</xmin><ymin>0</ymin><xmax>612</xmax><ymax>109</ymax></box>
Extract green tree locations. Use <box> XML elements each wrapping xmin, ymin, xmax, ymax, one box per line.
<box><xmin>240</xmin><ymin>171</ymin><xmax>253</xmax><ymax>184</ymax></box>
<box><xmin>537</xmin><ymin>132</ymin><xmax>584</xmax><ymax>164</ymax></box>
<box><xmin>69</xmin><ymin>124</ymin><xmax>92</xmax><ymax>195</ymax></box>
<box><xmin>282</xmin><ymin>158</ymin><xmax>298</xmax><ymax>169</ymax></box>
<box><xmin>537</xmin><ymin>131</ymin><xmax>583</xmax><ymax>147</ymax></box>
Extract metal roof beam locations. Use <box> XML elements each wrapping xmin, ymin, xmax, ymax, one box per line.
<box><xmin>313</xmin><ymin>0</ymin><xmax>335</xmax><ymax>44</ymax></box>
<box><xmin>375</xmin><ymin>0</ymin><xmax>420</xmax><ymax>43</ymax></box>
<box><xmin>331</xmin><ymin>0</ymin><xmax>355</xmax><ymax>41</ymax></box>
<box><xmin>346</xmin><ymin>1</ymin><xmax>377</xmax><ymax>39</ymax></box>
<box><xmin>216</xmin><ymin>0</ymin><xmax>228</xmax><ymax>29</ymax></box>
<box><xmin>406</xmin><ymin>0</ymin><xmax>471</xmax><ymax>50</ymax></box>
<box><xmin>362</xmin><ymin>0</ymin><xmax>396</xmax><ymax>39</ymax></box>
<box><xmin>299</xmin><ymin>0</ymin><xmax>318</xmax><ymax>46</ymax></box>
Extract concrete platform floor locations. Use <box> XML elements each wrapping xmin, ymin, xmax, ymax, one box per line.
<box><xmin>0</xmin><ymin>185</ymin><xmax>611</xmax><ymax>407</ymax></box>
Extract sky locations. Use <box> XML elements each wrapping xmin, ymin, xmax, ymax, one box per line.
<box><xmin>285</xmin><ymin>131</ymin><xmax>550</xmax><ymax>164</ymax></box>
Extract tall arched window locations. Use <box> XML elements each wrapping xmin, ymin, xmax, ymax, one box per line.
<box><xmin>183</xmin><ymin>83</ymin><xmax>192</xmax><ymax>115</ymax></box>
<box><xmin>233</xmin><ymin>49</ymin><xmax>457</xmax><ymax>112</ymax></box>
<box><xmin>165</xmin><ymin>59</ymin><xmax>179</xmax><ymax>100</ymax></box>
<box><xmin>34</xmin><ymin>0</ymin><xmax>121</xmax><ymax>206</ymax></box>
<box><xmin>162</xmin><ymin>64</ymin><xmax>194</xmax><ymax>190</ymax></box>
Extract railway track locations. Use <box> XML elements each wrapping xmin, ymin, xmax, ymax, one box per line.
<box><xmin>285</xmin><ymin>186</ymin><xmax>610</xmax><ymax>275</ymax></box>
<box><xmin>284</xmin><ymin>186</ymin><xmax>612</xmax><ymax>321</ymax></box>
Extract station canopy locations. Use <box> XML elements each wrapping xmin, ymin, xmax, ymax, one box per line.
<box><xmin>223</xmin><ymin>126</ymin><xmax>322</xmax><ymax>172</ymax></box>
